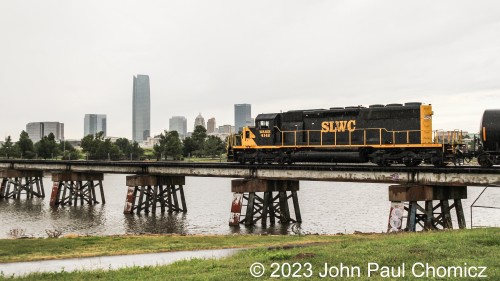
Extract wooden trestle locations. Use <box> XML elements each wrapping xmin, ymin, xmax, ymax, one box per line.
<box><xmin>49</xmin><ymin>172</ymin><xmax>105</xmax><ymax>207</ymax></box>
<box><xmin>124</xmin><ymin>175</ymin><xmax>187</xmax><ymax>214</ymax></box>
<box><xmin>388</xmin><ymin>184</ymin><xmax>467</xmax><ymax>232</ymax></box>
<box><xmin>0</xmin><ymin>170</ymin><xmax>45</xmax><ymax>199</ymax></box>
<box><xmin>229</xmin><ymin>179</ymin><xmax>302</xmax><ymax>226</ymax></box>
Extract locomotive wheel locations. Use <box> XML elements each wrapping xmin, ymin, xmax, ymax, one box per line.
<box><xmin>478</xmin><ymin>153</ymin><xmax>493</xmax><ymax>168</ymax></box>
<box><xmin>375</xmin><ymin>160</ymin><xmax>391</xmax><ymax>167</ymax></box>
<box><xmin>432</xmin><ymin>159</ymin><xmax>449</xmax><ymax>167</ymax></box>
<box><xmin>404</xmin><ymin>159</ymin><xmax>422</xmax><ymax>167</ymax></box>
<box><xmin>238</xmin><ymin>155</ymin><xmax>245</xmax><ymax>164</ymax></box>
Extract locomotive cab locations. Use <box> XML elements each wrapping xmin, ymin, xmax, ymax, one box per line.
<box><xmin>254</xmin><ymin>113</ymin><xmax>281</xmax><ymax>146</ymax></box>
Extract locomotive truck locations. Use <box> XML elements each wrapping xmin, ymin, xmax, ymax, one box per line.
<box><xmin>227</xmin><ymin>102</ymin><xmax>500</xmax><ymax>167</ymax></box>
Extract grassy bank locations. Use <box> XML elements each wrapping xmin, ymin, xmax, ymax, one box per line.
<box><xmin>1</xmin><ymin>228</ymin><xmax>499</xmax><ymax>280</ymax></box>
<box><xmin>0</xmin><ymin>234</ymin><xmax>338</xmax><ymax>263</ymax></box>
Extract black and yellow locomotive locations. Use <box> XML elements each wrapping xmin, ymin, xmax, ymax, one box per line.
<box><xmin>227</xmin><ymin>102</ymin><xmax>470</xmax><ymax>166</ymax></box>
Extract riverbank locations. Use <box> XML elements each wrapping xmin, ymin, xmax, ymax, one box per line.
<box><xmin>0</xmin><ymin>228</ymin><xmax>498</xmax><ymax>280</ymax></box>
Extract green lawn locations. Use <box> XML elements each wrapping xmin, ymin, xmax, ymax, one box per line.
<box><xmin>1</xmin><ymin>228</ymin><xmax>498</xmax><ymax>280</ymax></box>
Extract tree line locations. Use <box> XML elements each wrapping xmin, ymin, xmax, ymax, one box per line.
<box><xmin>0</xmin><ymin>131</ymin><xmax>80</xmax><ymax>160</ymax></box>
<box><xmin>0</xmin><ymin>125</ymin><xmax>226</xmax><ymax>161</ymax></box>
<box><xmin>154</xmin><ymin>126</ymin><xmax>225</xmax><ymax>160</ymax></box>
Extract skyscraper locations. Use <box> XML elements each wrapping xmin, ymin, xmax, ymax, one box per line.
<box><xmin>132</xmin><ymin>74</ymin><xmax>150</xmax><ymax>142</ymax></box>
<box><xmin>207</xmin><ymin>118</ymin><xmax>216</xmax><ymax>134</ymax></box>
<box><xmin>194</xmin><ymin>113</ymin><xmax>205</xmax><ymax>130</ymax></box>
<box><xmin>84</xmin><ymin>114</ymin><xmax>107</xmax><ymax>137</ymax></box>
<box><xmin>234</xmin><ymin>103</ymin><xmax>251</xmax><ymax>132</ymax></box>
<box><xmin>26</xmin><ymin>122</ymin><xmax>64</xmax><ymax>142</ymax></box>
<box><xmin>169</xmin><ymin>116</ymin><xmax>187</xmax><ymax>139</ymax></box>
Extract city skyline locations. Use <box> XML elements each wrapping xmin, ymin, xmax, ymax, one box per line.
<box><xmin>1</xmin><ymin>1</ymin><xmax>499</xmax><ymax>140</ymax></box>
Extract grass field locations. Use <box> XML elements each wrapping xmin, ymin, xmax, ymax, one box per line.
<box><xmin>0</xmin><ymin>228</ymin><xmax>498</xmax><ymax>280</ymax></box>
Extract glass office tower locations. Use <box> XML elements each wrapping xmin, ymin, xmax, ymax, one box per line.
<box><xmin>84</xmin><ymin>114</ymin><xmax>107</xmax><ymax>137</ymax></box>
<box><xmin>132</xmin><ymin>74</ymin><xmax>150</xmax><ymax>142</ymax></box>
<box><xmin>234</xmin><ymin>103</ymin><xmax>251</xmax><ymax>133</ymax></box>
<box><xmin>169</xmin><ymin>116</ymin><xmax>188</xmax><ymax>139</ymax></box>
<box><xmin>26</xmin><ymin>122</ymin><xmax>64</xmax><ymax>142</ymax></box>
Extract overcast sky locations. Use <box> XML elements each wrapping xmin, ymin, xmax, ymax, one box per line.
<box><xmin>1</xmin><ymin>0</ymin><xmax>499</xmax><ymax>140</ymax></box>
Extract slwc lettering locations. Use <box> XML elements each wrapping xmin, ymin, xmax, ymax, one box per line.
<box><xmin>321</xmin><ymin>120</ymin><xmax>356</xmax><ymax>133</ymax></box>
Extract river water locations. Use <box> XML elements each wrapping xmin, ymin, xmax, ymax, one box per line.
<box><xmin>0</xmin><ymin>175</ymin><xmax>499</xmax><ymax>238</ymax></box>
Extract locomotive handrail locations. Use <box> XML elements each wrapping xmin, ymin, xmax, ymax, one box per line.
<box><xmin>274</xmin><ymin>127</ymin><xmax>423</xmax><ymax>147</ymax></box>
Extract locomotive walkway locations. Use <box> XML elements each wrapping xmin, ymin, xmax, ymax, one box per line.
<box><xmin>1</xmin><ymin>159</ymin><xmax>498</xmax><ymax>231</ymax></box>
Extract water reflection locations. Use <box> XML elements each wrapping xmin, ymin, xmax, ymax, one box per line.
<box><xmin>124</xmin><ymin>213</ymin><xmax>188</xmax><ymax>235</ymax></box>
<box><xmin>47</xmin><ymin>205</ymin><xmax>107</xmax><ymax>236</ymax></box>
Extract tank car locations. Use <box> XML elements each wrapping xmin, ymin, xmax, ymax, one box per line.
<box><xmin>227</xmin><ymin>103</ymin><xmax>464</xmax><ymax>166</ymax></box>
<box><xmin>477</xmin><ymin>110</ymin><xmax>500</xmax><ymax>167</ymax></box>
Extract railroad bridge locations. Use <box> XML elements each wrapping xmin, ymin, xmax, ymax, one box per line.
<box><xmin>1</xmin><ymin>160</ymin><xmax>499</xmax><ymax>232</ymax></box>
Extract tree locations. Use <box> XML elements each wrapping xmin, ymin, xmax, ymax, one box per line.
<box><xmin>182</xmin><ymin>137</ymin><xmax>197</xmax><ymax>158</ymax></box>
<box><xmin>81</xmin><ymin>132</ymin><xmax>102</xmax><ymax>158</ymax></box>
<box><xmin>130</xmin><ymin>141</ymin><xmax>144</xmax><ymax>160</ymax></box>
<box><xmin>190</xmin><ymin>125</ymin><xmax>207</xmax><ymax>157</ymax></box>
<box><xmin>115</xmin><ymin>138</ymin><xmax>131</xmax><ymax>156</ymax></box>
<box><xmin>154</xmin><ymin>130</ymin><xmax>183</xmax><ymax>160</ymax></box>
<box><xmin>203</xmin><ymin>135</ymin><xmax>225</xmax><ymax>158</ymax></box>
<box><xmin>81</xmin><ymin>132</ymin><xmax>121</xmax><ymax>160</ymax></box>
<box><xmin>35</xmin><ymin>133</ymin><xmax>59</xmax><ymax>159</ymax></box>
<box><xmin>59</xmin><ymin>141</ymin><xmax>80</xmax><ymax>160</ymax></box>
<box><xmin>192</xmin><ymin>125</ymin><xmax>207</xmax><ymax>145</ymax></box>
<box><xmin>0</xmin><ymin>136</ymin><xmax>18</xmax><ymax>158</ymax></box>
<box><xmin>96</xmin><ymin>139</ymin><xmax>121</xmax><ymax>160</ymax></box>
<box><xmin>17</xmin><ymin>131</ymin><xmax>36</xmax><ymax>159</ymax></box>
<box><xmin>115</xmin><ymin>138</ymin><xmax>144</xmax><ymax>160</ymax></box>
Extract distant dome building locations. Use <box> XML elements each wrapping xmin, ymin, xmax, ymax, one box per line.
<box><xmin>194</xmin><ymin>113</ymin><xmax>206</xmax><ymax>130</ymax></box>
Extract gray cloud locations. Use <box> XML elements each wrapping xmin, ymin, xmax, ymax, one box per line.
<box><xmin>1</xmin><ymin>0</ymin><xmax>499</xmax><ymax>140</ymax></box>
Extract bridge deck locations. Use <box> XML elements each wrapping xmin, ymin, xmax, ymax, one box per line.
<box><xmin>0</xmin><ymin>160</ymin><xmax>499</xmax><ymax>186</ymax></box>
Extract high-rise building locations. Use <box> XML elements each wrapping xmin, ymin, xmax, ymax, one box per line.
<box><xmin>207</xmin><ymin>118</ymin><xmax>216</xmax><ymax>134</ymax></box>
<box><xmin>132</xmin><ymin>74</ymin><xmax>151</xmax><ymax>142</ymax></box>
<box><xmin>194</xmin><ymin>113</ymin><xmax>205</xmax><ymax>130</ymax></box>
<box><xmin>26</xmin><ymin>122</ymin><xmax>64</xmax><ymax>142</ymax></box>
<box><xmin>235</xmin><ymin>103</ymin><xmax>251</xmax><ymax>132</ymax></box>
<box><xmin>218</xmin><ymin>125</ymin><xmax>235</xmax><ymax>134</ymax></box>
<box><xmin>169</xmin><ymin>116</ymin><xmax>187</xmax><ymax>139</ymax></box>
<box><xmin>84</xmin><ymin>114</ymin><xmax>107</xmax><ymax>137</ymax></box>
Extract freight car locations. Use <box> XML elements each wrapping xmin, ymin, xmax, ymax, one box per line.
<box><xmin>227</xmin><ymin>102</ymin><xmax>468</xmax><ymax>167</ymax></box>
<box><xmin>477</xmin><ymin>110</ymin><xmax>500</xmax><ymax>167</ymax></box>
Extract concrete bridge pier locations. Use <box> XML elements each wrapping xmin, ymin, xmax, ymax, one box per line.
<box><xmin>0</xmin><ymin>169</ymin><xmax>45</xmax><ymax>199</ymax></box>
<box><xmin>388</xmin><ymin>184</ymin><xmax>467</xmax><ymax>232</ymax></box>
<box><xmin>229</xmin><ymin>179</ymin><xmax>301</xmax><ymax>226</ymax></box>
<box><xmin>50</xmin><ymin>172</ymin><xmax>105</xmax><ymax>207</ymax></box>
<box><xmin>124</xmin><ymin>175</ymin><xmax>187</xmax><ymax>215</ymax></box>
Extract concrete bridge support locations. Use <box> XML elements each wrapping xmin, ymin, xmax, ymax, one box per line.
<box><xmin>49</xmin><ymin>172</ymin><xmax>105</xmax><ymax>207</ymax></box>
<box><xmin>229</xmin><ymin>179</ymin><xmax>301</xmax><ymax>226</ymax></box>
<box><xmin>0</xmin><ymin>170</ymin><xmax>45</xmax><ymax>199</ymax></box>
<box><xmin>388</xmin><ymin>184</ymin><xmax>467</xmax><ymax>232</ymax></box>
<box><xmin>124</xmin><ymin>175</ymin><xmax>187</xmax><ymax>215</ymax></box>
